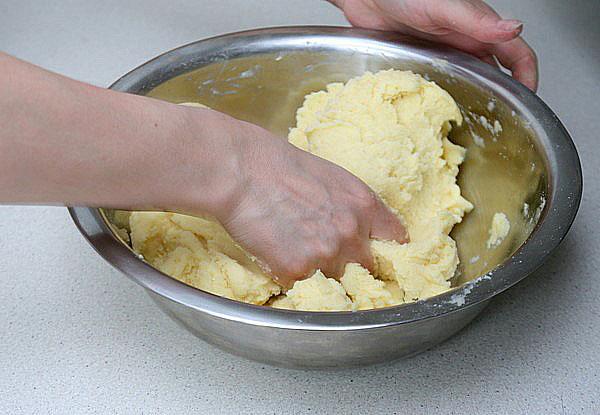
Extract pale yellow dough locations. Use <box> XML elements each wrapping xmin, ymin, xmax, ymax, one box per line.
<box><xmin>129</xmin><ymin>70</ymin><xmax>473</xmax><ymax>311</ymax></box>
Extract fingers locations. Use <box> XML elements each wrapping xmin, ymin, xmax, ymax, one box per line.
<box><xmin>408</xmin><ymin>29</ymin><xmax>538</xmax><ymax>92</ymax></box>
<box><xmin>423</xmin><ymin>0</ymin><xmax>522</xmax><ymax>43</ymax></box>
<box><xmin>321</xmin><ymin>239</ymin><xmax>374</xmax><ymax>279</ymax></box>
<box><xmin>492</xmin><ymin>37</ymin><xmax>539</xmax><ymax>91</ymax></box>
<box><xmin>267</xmin><ymin>238</ymin><xmax>374</xmax><ymax>288</ymax></box>
<box><xmin>332</xmin><ymin>210</ymin><xmax>376</xmax><ymax>275</ymax></box>
<box><xmin>477</xmin><ymin>54</ymin><xmax>498</xmax><ymax>68</ymax></box>
<box><xmin>263</xmin><ymin>200</ymin><xmax>399</xmax><ymax>286</ymax></box>
<box><xmin>339</xmin><ymin>0</ymin><xmax>538</xmax><ymax>90</ymax></box>
<box><xmin>369</xmin><ymin>198</ymin><xmax>409</xmax><ymax>244</ymax></box>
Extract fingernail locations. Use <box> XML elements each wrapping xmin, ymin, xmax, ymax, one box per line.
<box><xmin>497</xmin><ymin>19</ymin><xmax>523</xmax><ymax>32</ymax></box>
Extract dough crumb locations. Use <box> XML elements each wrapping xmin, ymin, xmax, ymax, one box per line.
<box><xmin>487</xmin><ymin>213</ymin><xmax>510</xmax><ymax>249</ymax></box>
<box><xmin>523</xmin><ymin>202</ymin><xmax>530</xmax><ymax>217</ymax></box>
<box><xmin>493</xmin><ymin>120</ymin><xmax>503</xmax><ymax>135</ymax></box>
<box><xmin>472</xmin><ymin>133</ymin><xmax>485</xmax><ymax>147</ymax></box>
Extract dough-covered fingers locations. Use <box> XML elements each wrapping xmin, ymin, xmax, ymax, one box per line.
<box><xmin>329</xmin><ymin>232</ymin><xmax>375</xmax><ymax>278</ymax></box>
<box><xmin>220</xmin><ymin>133</ymin><xmax>408</xmax><ymax>288</ymax></box>
<box><xmin>315</xmin><ymin>211</ymin><xmax>364</xmax><ymax>277</ymax></box>
<box><xmin>265</xmin><ymin>254</ymin><xmax>315</xmax><ymax>289</ymax></box>
<box><xmin>258</xmin><ymin>221</ymin><xmax>372</xmax><ymax>288</ymax></box>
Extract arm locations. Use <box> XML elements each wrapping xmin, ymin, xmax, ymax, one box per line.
<box><xmin>0</xmin><ymin>52</ymin><xmax>407</xmax><ymax>287</ymax></box>
<box><xmin>0</xmin><ymin>53</ymin><xmax>239</xmax><ymax>213</ymax></box>
<box><xmin>329</xmin><ymin>0</ymin><xmax>538</xmax><ymax>91</ymax></box>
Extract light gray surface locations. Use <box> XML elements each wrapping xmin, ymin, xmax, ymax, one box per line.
<box><xmin>0</xmin><ymin>0</ymin><xmax>598</xmax><ymax>413</ymax></box>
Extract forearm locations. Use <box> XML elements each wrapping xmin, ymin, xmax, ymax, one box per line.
<box><xmin>0</xmin><ymin>53</ymin><xmax>241</xmax><ymax>215</ymax></box>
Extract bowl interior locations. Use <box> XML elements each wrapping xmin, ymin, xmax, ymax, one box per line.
<box><xmin>103</xmin><ymin>41</ymin><xmax>547</xmax><ymax>289</ymax></box>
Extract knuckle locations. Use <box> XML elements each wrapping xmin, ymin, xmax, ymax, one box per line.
<box><xmin>472</xmin><ymin>9</ymin><xmax>490</xmax><ymax>25</ymax></box>
<box><xmin>355</xmin><ymin>188</ymin><xmax>377</xmax><ymax>209</ymax></box>
<box><xmin>283</xmin><ymin>260</ymin><xmax>310</xmax><ymax>279</ymax></box>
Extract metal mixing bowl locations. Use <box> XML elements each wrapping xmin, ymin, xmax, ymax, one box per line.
<box><xmin>69</xmin><ymin>27</ymin><xmax>582</xmax><ymax>368</ymax></box>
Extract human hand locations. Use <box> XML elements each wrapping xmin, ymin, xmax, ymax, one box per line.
<box><xmin>0</xmin><ymin>50</ymin><xmax>407</xmax><ymax>290</ymax></box>
<box><xmin>330</xmin><ymin>0</ymin><xmax>538</xmax><ymax>91</ymax></box>
<box><xmin>214</xmin><ymin>122</ymin><xmax>408</xmax><ymax>288</ymax></box>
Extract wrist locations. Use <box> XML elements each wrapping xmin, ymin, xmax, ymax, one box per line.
<box><xmin>159</xmin><ymin>105</ymin><xmax>246</xmax><ymax>220</ymax></box>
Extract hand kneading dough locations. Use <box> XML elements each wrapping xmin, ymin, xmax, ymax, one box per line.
<box><xmin>129</xmin><ymin>69</ymin><xmax>473</xmax><ymax>311</ymax></box>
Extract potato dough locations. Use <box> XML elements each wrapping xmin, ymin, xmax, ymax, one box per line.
<box><xmin>129</xmin><ymin>70</ymin><xmax>473</xmax><ymax>311</ymax></box>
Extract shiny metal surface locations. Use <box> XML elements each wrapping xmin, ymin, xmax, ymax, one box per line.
<box><xmin>69</xmin><ymin>27</ymin><xmax>582</xmax><ymax>368</ymax></box>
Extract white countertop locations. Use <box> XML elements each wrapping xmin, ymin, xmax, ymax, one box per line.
<box><xmin>1</xmin><ymin>1</ymin><xmax>599</xmax><ymax>413</ymax></box>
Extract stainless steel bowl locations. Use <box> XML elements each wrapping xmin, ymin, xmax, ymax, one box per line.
<box><xmin>69</xmin><ymin>27</ymin><xmax>582</xmax><ymax>368</ymax></box>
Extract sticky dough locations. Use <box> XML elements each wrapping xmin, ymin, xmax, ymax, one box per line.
<box><xmin>129</xmin><ymin>69</ymin><xmax>473</xmax><ymax>311</ymax></box>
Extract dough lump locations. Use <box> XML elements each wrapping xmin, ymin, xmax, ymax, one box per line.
<box><xmin>129</xmin><ymin>70</ymin><xmax>473</xmax><ymax>311</ymax></box>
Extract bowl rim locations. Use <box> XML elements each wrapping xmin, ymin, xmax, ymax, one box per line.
<box><xmin>68</xmin><ymin>26</ymin><xmax>583</xmax><ymax>331</ymax></box>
